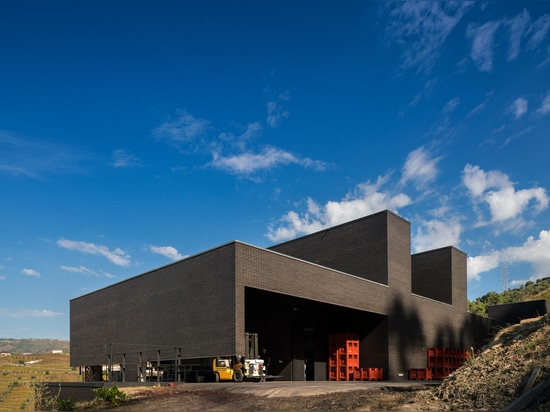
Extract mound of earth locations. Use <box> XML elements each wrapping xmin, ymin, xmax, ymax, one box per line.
<box><xmin>434</xmin><ymin>313</ymin><xmax>550</xmax><ymax>410</ymax></box>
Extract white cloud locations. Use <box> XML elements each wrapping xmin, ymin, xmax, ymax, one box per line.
<box><xmin>537</xmin><ymin>92</ymin><xmax>550</xmax><ymax>115</ymax></box>
<box><xmin>526</xmin><ymin>14</ymin><xmax>550</xmax><ymax>50</ymax></box>
<box><xmin>21</xmin><ymin>268</ymin><xmax>40</xmax><ymax>278</ymax></box>
<box><xmin>153</xmin><ymin>110</ymin><xmax>210</xmax><ymax>143</ymax></box>
<box><xmin>149</xmin><ymin>245</ymin><xmax>185</xmax><ymax>261</ymax></box>
<box><xmin>112</xmin><ymin>149</ymin><xmax>142</xmax><ymax>168</ymax></box>
<box><xmin>413</xmin><ymin>217</ymin><xmax>462</xmax><ymax>253</ymax></box>
<box><xmin>502</xmin><ymin>126</ymin><xmax>533</xmax><ymax>148</ymax></box>
<box><xmin>467</xmin><ymin>230</ymin><xmax>550</xmax><ymax>282</ymax></box>
<box><xmin>501</xmin><ymin>230</ymin><xmax>550</xmax><ymax>277</ymax></box>
<box><xmin>510</xmin><ymin>98</ymin><xmax>528</xmax><ymax>119</ymax></box>
<box><xmin>0</xmin><ymin>275</ymin><xmax>6</xmax><ymax>280</ymax></box>
<box><xmin>462</xmin><ymin>164</ymin><xmax>508</xmax><ymax>198</ymax></box>
<box><xmin>267</xmin><ymin>176</ymin><xmax>411</xmax><ymax>242</ymax></box>
<box><xmin>466</xmin><ymin>20</ymin><xmax>502</xmax><ymax>72</ymax></box>
<box><xmin>267</xmin><ymin>146</ymin><xmax>443</xmax><ymax>242</ymax></box>
<box><xmin>385</xmin><ymin>2</ymin><xmax>474</xmax><ymax>73</ymax></box>
<box><xmin>154</xmin><ymin>107</ymin><xmax>325</xmax><ymax>178</ymax></box>
<box><xmin>210</xmin><ymin>147</ymin><xmax>326</xmax><ymax>176</ymax></box>
<box><xmin>219</xmin><ymin>122</ymin><xmax>262</xmax><ymax>150</ymax></box>
<box><xmin>266</xmin><ymin>91</ymin><xmax>290</xmax><ymax>128</ymax></box>
<box><xmin>400</xmin><ymin>146</ymin><xmax>442</xmax><ymax>188</ymax></box>
<box><xmin>466</xmin><ymin>10</ymin><xmax>549</xmax><ymax>72</ymax></box>
<box><xmin>60</xmin><ymin>265</ymin><xmax>115</xmax><ymax>279</ymax></box>
<box><xmin>0</xmin><ymin>132</ymin><xmax>88</xmax><ymax>179</ymax></box>
<box><xmin>506</xmin><ymin>9</ymin><xmax>530</xmax><ymax>61</ymax></box>
<box><xmin>462</xmin><ymin>164</ymin><xmax>548</xmax><ymax>225</ymax></box>
<box><xmin>57</xmin><ymin>239</ymin><xmax>131</xmax><ymax>266</ymax></box>
<box><xmin>442</xmin><ymin>97</ymin><xmax>460</xmax><ymax>114</ymax></box>
<box><xmin>485</xmin><ymin>186</ymin><xmax>548</xmax><ymax>222</ymax></box>
<box><xmin>0</xmin><ymin>309</ymin><xmax>63</xmax><ymax>318</ymax></box>
<box><xmin>467</xmin><ymin>251</ymin><xmax>500</xmax><ymax>281</ymax></box>
<box><xmin>466</xmin><ymin>90</ymin><xmax>494</xmax><ymax>118</ymax></box>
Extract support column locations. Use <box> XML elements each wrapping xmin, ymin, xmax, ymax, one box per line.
<box><xmin>157</xmin><ymin>350</ymin><xmax>161</xmax><ymax>384</ymax></box>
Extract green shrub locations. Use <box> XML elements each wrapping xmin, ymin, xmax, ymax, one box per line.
<box><xmin>57</xmin><ymin>397</ymin><xmax>75</xmax><ymax>411</ymax></box>
<box><xmin>94</xmin><ymin>385</ymin><xmax>128</xmax><ymax>406</ymax></box>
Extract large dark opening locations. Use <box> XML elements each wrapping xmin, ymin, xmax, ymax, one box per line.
<box><xmin>245</xmin><ymin>287</ymin><xmax>388</xmax><ymax>381</ymax></box>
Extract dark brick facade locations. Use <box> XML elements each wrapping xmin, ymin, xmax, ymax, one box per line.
<box><xmin>70</xmin><ymin>210</ymin><xmax>503</xmax><ymax>382</ymax></box>
<box><xmin>71</xmin><ymin>243</ymin><xmax>239</xmax><ymax>380</ymax></box>
<box><xmin>488</xmin><ymin>300</ymin><xmax>550</xmax><ymax>325</ymax></box>
<box><xmin>412</xmin><ymin>247</ymin><xmax>467</xmax><ymax>308</ymax></box>
<box><xmin>269</xmin><ymin>210</ymin><xmax>395</xmax><ymax>285</ymax></box>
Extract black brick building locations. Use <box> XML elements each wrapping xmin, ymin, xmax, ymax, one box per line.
<box><xmin>70</xmin><ymin>210</ymin><xmax>502</xmax><ymax>381</ymax></box>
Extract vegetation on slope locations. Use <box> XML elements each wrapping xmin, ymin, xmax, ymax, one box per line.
<box><xmin>0</xmin><ymin>353</ymin><xmax>79</xmax><ymax>411</ymax></box>
<box><xmin>0</xmin><ymin>338</ymin><xmax>69</xmax><ymax>355</ymax></box>
<box><xmin>468</xmin><ymin>277</ymin><xmax>550</xmax><ymax>316</ymax></box>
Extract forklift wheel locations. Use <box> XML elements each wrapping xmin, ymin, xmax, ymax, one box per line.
<box><xmin>214</xmin><ymin>372</ymin><xmax>220</xmax><ymax>382</ymax></box>
<box><xmin>232</xmin><ymin>368</ymin><xmax>243</xmax><ymax>383</ymax></box>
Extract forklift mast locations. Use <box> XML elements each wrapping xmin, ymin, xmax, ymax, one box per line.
<box><xmin>245</xmin><ymin>332</ymin><xmax>259</xmax><ymax>359</ymax></box>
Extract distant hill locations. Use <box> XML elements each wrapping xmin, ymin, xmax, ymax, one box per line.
<box><xmin>468</xmin><ymin>277</ymin><xmax>550</xmax><ymax>316</ymax></box>
<box><xmin>0</xmin><ymin>338</ymin><xmax>69</xmax><ymax>354</ymax></box>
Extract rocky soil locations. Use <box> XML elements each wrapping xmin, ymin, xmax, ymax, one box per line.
<box><xmin>434</xmin><ymin>313</ymin><xmax>550</xmax><ymax>410</ymax></box>
<box><xmin>87</xmin><ymin>314</ymin><xmax>550</xmax><ymax>411</ymax></box>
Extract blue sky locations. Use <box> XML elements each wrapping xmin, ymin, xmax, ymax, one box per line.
<box><xmin>1</xmin><ymin>1</ymin><xmax>550</xmax><ymax>340</ymax></box>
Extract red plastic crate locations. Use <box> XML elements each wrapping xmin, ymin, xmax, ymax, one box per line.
<box><xmin>366</xmin><ymin>368</ymin><xmax>383</xmax><ymax>381</ymax></box>
<box><xmin>346</xmin><ymin>340</ymin><xmax>359</xmax><ymax>354</ymax></box>
<box><xmin>433</xmin><ymin>367</ymin><xmax>453</xmax><ymax>379</ymax></box>
<box><xmin>338</xmin><ymin>366</ymin><xmax>355</xmax><ymax>381</ymax></box>
<box><xmin>346</xmin><ymin>353</ymin><xmax>359</xmax><ymax>366</ymax></box>
<box><xmin>408</xmin><ymin>368</ymin><xmax>432</xmax><ymax>381</ymax></box>
<box><xmin>352</xmin><ymin>367</ymin><xmax>369</xmax><ymax>381</ymax></box>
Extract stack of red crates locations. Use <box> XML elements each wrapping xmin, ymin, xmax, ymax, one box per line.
<box><xmin>328</xmin><ymin>332</ymin><xmax>359</xmax><ymax>381</ymax></box>
<box><xmin>427</xmin><ymin>347</ymin><xmax>470</xmax><ymax>379</ymax></box>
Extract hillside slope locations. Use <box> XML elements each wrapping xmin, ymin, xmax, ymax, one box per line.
<box><xmin>468</xmin><ymin>278</ymin><xmax>550</xmax><ymax>316</ymax></box>
<box><xmin>434</xmin><ymin>313</ymin><xmax>550</xmax><ymax>410</ymax></box>
<box><xmin>0</xmin><ymin>338</ymin><xmax>69</xmax><ymax>354</ymax></box>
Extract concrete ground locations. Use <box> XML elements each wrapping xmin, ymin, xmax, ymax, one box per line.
<box><xmin>177</xmin><ymin>380</ymin><xmax>441</xmax><ymax>398</ymax></box>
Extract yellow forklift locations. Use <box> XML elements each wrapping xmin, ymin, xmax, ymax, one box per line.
<box><xmin>197</xmin><ymin>333</ymin><xmax>265</xmax><ymax>382</ymax></box>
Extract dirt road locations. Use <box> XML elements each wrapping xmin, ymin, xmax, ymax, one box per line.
<box><xmin>94</xmin><ymin>381</ymin><xmax>444</xmax><ymax>411</ymax></box>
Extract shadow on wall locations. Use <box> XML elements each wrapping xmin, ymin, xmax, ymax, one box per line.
<box><xmin>422</xmin><ymin>304</ymin><xmax>506</xmax><ymax>364</ymax></box>
<box><xmin>460</xmin><ymin>312</ymin><xmax>507</xmax><ymax>352</ymax></box>
<box><xmin>388</xmin><ymin>295</ymin><xmax>425</xmax><ymax>376</ymax></box>
<box><xmin>434</xmin><ymin>320</ymin><xmax>459</xmax><ymax>350</ymax></box>
<box><xmin>434</xmin><ymin>314</ymin><xmax>479</xmax><ymax>350</ymax></box>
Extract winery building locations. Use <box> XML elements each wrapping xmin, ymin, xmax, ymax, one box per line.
<box><xmin>70</xmin><ymin>210</ymin><xmax>503</xmax><ymax>382</ymax></box>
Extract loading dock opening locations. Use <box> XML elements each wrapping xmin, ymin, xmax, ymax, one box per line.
<box><xmin>245</xmin><ymin>287</ymin><xmax>388</xmax><ymax>381</ymax></box>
